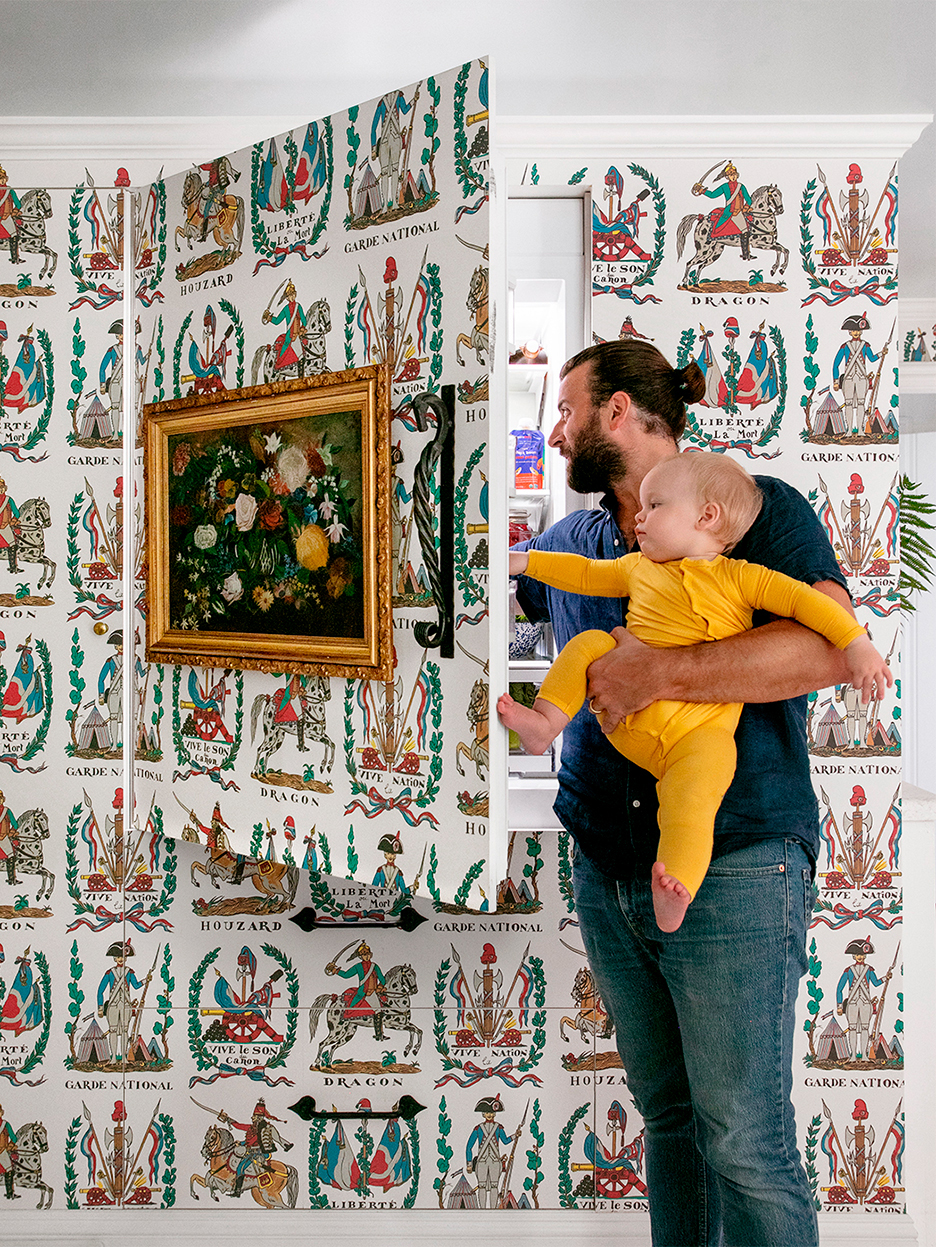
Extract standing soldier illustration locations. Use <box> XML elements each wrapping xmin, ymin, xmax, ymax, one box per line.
<box><xmin>99</xmin><ymin>320</ymin><xmax>124</xmax><ymax>426</ymax></box>
<box><xmin>219</xmin><ymin>1098</ymin><xmax>292</xmax><ymax>1199</ymax></box>
<box><xmin>100</xmin><ymin>318</ymin><xmax>146</xmax><ymax>435</ymax></box>
<box><xmin>325</xmin><ymin>941</ymin><xmax>387</xmax><ymax>1042</ymax></box>
<box><xmin>98</xmin><ymin>630</ymin><xmax>124</xmax><ymax>751</ymax></box>
<box><xmin>837</xmin><ymin>937</ymin><xmax>889</xmax><ymax>1061</ymax></box>
<box><xmin>465</xmin><ymin>1095</ymin><xmax>520</xmax><ymax>1209</ymax></box>
<box><xmin>372</xmin><ymin>833</ymin><xmax>406</xmax><ymax>892</ymax></box>
<box><xmin>0</xmin><ymin>1105</ymin><xmax>18</xmax><ymax>1200</ymax></box>
<box><xmin>371</xmin><ymin>89</ymin><xmax>414</xmax><ymax>210</ymax></box>
<box><xmin>0</xmin><ymin>168</ymin><xmax>21</xmax><ymax>266</ymax></box>
<box><xmin>0</xmin><ymin>791</ymin><xmax>18</xmax><ymax>885</ymax></box>
<box><xmin>692</xmin><ymin>161</ymin><xmax>753</xmax><ymax>259</ymax></box>
<box><xmin>97</xmin><ymin>940</ymin><xmax>145</xmax><ymax>1065</ymax></box>
<box><xmin>833</xmin><ymin>313</ymin><xmax>880</xmax><ymax>435</ymax></box>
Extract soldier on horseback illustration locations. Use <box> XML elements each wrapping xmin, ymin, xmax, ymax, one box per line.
<box><xmin>219</xmin><ymin>1098</ymin><xmax>292</xmax><ymax>1199</ymax></box>
<box><xmin>0</xmin><ymin>792</ymin><xmax>19</xmax><ymax>886</ymax></box>
<box><xmin>0</xmin><ymin>168</ymin><xmax>21</xmax><ymax>266</ymax></box>
<box><xmin>326</xmin><ymin>941</ymin><xmax>387</xmax><ymax>1041</ymax></box>
<box><xmin>692</xmin><ymin>161</ymin><xmax>753</xmax><ymax>259</ymax></box>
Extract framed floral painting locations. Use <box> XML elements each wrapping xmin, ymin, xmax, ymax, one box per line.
<box><xmin>142</xmin><ymin>365</ymin><xmax>392</xmax><ymax>678</ymax></box>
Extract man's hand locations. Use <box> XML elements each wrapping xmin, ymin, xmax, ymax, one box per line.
<box><xmin>584</xmin><ymin>583</ymin><xmax>855</xmax><ymax>737</ymax></box>
<box><xmin>585</xmin><ymin>627</ymin><xmax>659</xmax><ymax>733</ymax></box>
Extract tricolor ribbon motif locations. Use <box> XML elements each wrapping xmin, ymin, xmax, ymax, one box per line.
<box><xmin>345</xmin><ymin>786</ymin><xmax>439</xmax><ymax>828</ymax></box>
<box><xmin>436</xmin><ymin>1058</ymin><xmax>542</xmax><ymax>1088</ymax></box>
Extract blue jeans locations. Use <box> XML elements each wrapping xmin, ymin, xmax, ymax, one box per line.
<box><xmin>573</xmin><ymin>837</ymin><xmax>818</xmax><ymax>1247</ymax></box>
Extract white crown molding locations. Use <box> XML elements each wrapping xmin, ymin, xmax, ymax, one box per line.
<box><xmin>498</xmin><ymin>114</ymin><xmax>933</xmax><ymax>160</ymax></box>
<box><xmin>0</xmin><ymin>115</ymin><xmax>311</xmax><ymax>181</ymax></box>
<box><xmin>0</xmin><ymin>114</ymin><xmax>931</xmax><ymax>183</ymax></box>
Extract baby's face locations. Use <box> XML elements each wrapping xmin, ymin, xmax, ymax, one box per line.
<box><xmin>635</xmin><ymin>462</ymin><xmax>712</xmax><ymax>562</ymax></box>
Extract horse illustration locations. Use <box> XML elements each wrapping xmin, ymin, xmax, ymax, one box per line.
<box><xmin>455</xmin><ymin>237</ymin><xmax>489</xmax><ymax>367</ymax></box>
<box><xmin>0</xmin><ymin>189</ymin><xmax>56</xmax><ymax>282</ymax></box>
<box><xmin>174</xmin><ymin>162</ymin><xmax>244</xmax><ymax>253</ymax></box>
<box><xmin>3</xmin><ymin>808</ymin><xmax>53</xmax><ymax>902</ymax></box>
<box><xmin>5</xmin><ymin>498</ymin><xmax>55</xmax><ymax>590</ymax></box>
<box><xmin>250</xmin><ymin>677</ymin><xmax>335</xmax><ymax>776</ymax></box>
<box><xmin>676</xmin><ymin>184</ymin><xmax>789</xmax><ymax>285</ymax></box>
<box><xmin>309</xmin><ymin>963</ymin><xmax>422</xmax><ymax>1066</ymax></box>
<box><xmin>191</xmin><ymin>1123</ymin><xmax>298</xmax><ymax>1208</ymax></box>
<box><xmin>250</xmin><ymin>298</ymin><xmax>331</xmax><ymax>384</ymax></box>
<box><xmin>189</xmin><ymin>846</ymin><xmax>299</xmax><ymax>905</ymax></box>
<box><xmin>455</xmin><ymin>643</ymin><xmax>489</xmax><ymax>782</ymax></box>
<box><xmin>559</xmin><ymin>964</ymin><xmax>614</xmax><ymax>1043</ymax></box>
<box><xmin>10</xmin><ymin>1121</ymin><xmax>53</xmax><ymax>1209</ymax></box>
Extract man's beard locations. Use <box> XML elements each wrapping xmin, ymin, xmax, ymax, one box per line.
<box><xmin>566</xmin><ymin>411</ymin><xmax>628</xmax><ymax>494</ymax></box>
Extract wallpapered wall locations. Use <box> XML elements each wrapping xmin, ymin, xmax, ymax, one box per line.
<box><xmin>0</xmin><ymin>74</ymin><xmax>905</xmax><ymax>1220</ymax></box>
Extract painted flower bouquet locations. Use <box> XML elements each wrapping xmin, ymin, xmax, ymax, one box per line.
<box><xmin>167</xmin><ymin>421</ymin><xmax>362</xmax><ymax>638</ymax></box>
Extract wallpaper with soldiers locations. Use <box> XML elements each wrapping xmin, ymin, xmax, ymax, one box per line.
<box><xmin>0</xmin><ymin>70</ymin><xmax>907</xmax><ymax>1225</ymax></box>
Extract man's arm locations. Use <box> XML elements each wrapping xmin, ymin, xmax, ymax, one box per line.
<box><xmin>585</xmin><ymin>580</ymin><xmax>854</xmax><ymax>733</ymax></box>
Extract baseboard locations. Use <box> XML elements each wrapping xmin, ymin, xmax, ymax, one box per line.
<box><xmin>0</xmin><ymin>1209</ymin><xmax>918</xmax><ymax>1246</ymax></box>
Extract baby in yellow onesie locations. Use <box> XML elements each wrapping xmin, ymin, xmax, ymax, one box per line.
<box><xmin>497</xmin><ymin>452</ymin><xmax>892</xmax><ymax>932</ymax></box>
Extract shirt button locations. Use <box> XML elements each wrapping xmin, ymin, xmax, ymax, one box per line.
<box><xmin>614</xmin><ymin>540</ymin><xmax>620</xmax><ymax>547</ymax></box>
<box><xmin>778</xmin><ymin>864</ymin><xmax>785</xmax><ymax>872</ymax></box>
<box><xmin>632</xmin><ymin>800</ymin><xmax>640</xmax><ymax>808</ymax></box>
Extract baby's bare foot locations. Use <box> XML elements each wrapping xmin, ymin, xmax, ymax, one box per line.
<box><xmin>651</xmin><ymin>860</ymin><xmax>692</xmax><ymax>933</ymax></box>
<box><xmin>496</xmin><ymin>693</ymin><xmax>556</xmax><ymax>755</ymax></box>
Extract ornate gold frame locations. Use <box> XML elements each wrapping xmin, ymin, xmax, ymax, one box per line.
<box><xmin>143</xmin><ymin>365</ymin><xmax>392</xmax><ymax>679</ymax></box>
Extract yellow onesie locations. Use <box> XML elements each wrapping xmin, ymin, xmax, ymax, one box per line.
<box><xmin>524</xmin><ymin>548</ymin><xmax>864</xmax><ymax>898</ymax></box>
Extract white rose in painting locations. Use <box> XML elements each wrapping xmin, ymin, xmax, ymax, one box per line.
<box><xmin>221</xmin><ymin>572</ymin><xmax>244</xmax><ymax>603</ymax></box>
<box><xmin>277</xmin><ymin>444</ymin><xmax>308</xmax><ymax>493</ymax></box>
<box><xmin>235</xmin><ymin>493</ymin><xmax>258</xmax><ymax>531</ymax></box>
<box><xmin>194</xmin><ymin>524</ymin><xmax>218</xmax><ymax>549</ymax></box>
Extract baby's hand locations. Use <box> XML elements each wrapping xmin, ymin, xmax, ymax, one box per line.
<box><xmin>845</xmin><ymin>633</ymin><xmax>893</xmax><ymax>705</ymax></box>
<box><xmin>509</xmin><ymin>550</ymin><xmax>529</xmax><ymax>576</ymax></box>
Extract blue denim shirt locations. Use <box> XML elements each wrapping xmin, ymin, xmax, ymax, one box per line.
<box><xmin>515</xmin><ymin>476</ymin><xmax>847</xmax><ymax>881</ymax></box>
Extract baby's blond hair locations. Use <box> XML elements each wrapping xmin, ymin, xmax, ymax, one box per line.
<box><xmin>660</xmin><ymin>452</ymin><xmax>763</xmax><ymax>551</ymax></box>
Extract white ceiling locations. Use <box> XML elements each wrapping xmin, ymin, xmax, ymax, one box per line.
<box><xmin>1</xmin><ymin>0</ymin><xmax>934</xmax><ymax>294</ymax></box>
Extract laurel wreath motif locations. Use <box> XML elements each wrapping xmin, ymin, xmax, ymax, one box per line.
<box><xmin>805</xmin><ymin>1114</ymin><xmax>822</xmax><ymax>1208</ymax></box>
<box><xmin>171</xmin><ymin>310</ymin><xmax>192</xmax><ymax>397</ymax></box>
<box><xmin>0</xmin><ymin>327</ymin><xmax>54</xmax><ymax>460</ymax></box>
<box><xmin>0</xmin><ymin>638</ymin><xmax>53</xmax><ymax>771</ymax></box>
<box><xmin>171</xmin><ymin>665</ymin><xmax>244</xmax><ymax>786</ymax></box>
<box><xmin>250</xmin><ymin>120</ymin><xmax>333</xmax><ymax>259</ymax></box>
<box><xmin>0</xmin><ymin>948</ymin><xmax>52</xmax><ymax>1082</ymax></box>
<box><xmin>188</xmin><ymin>942</ymin><xmax>298</xmax><ymax>1079</ymax></box>
<box><xmin>453</xmin><ymin>444</ymin><xmax>487</xmax><ymax>606</ymax></box>
<box><xmin>307</xmin><ymin>1116</ymin><xmax>419</xmax><ymax>1207</ymax></box>
<box><xmin>558</xmin><ymin>1102</ymin><xmax>592</xmax><ymax>1208</ymax></box>
<box><xmin>800</xmin><ymin>177</ymin><xmax>897</xmax><ymax>300</ymax></box>
<box><xmin>433</xmin><ymin>952</ymin><xmax>546</xmax><ymax>1079</ymax></box>
<box><xmin>343</xmin><ymin>664</ymin><xmax>442</xmax><ymax>807</ymax></box>
<box><xmin>453</xmin><ymin>63</ymin><xmax>487</xmax><ymax>201</ymax></box>
<box><xmin>676</xmin><ymin>325</ymin><xmax>786</xmax><ymax>456</ymax></box>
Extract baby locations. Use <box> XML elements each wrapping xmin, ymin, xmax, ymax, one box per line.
<box><xmin>498</xmin><ymin>452</ymin><xmax>892</xmax><ymax>932</ymax></box>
